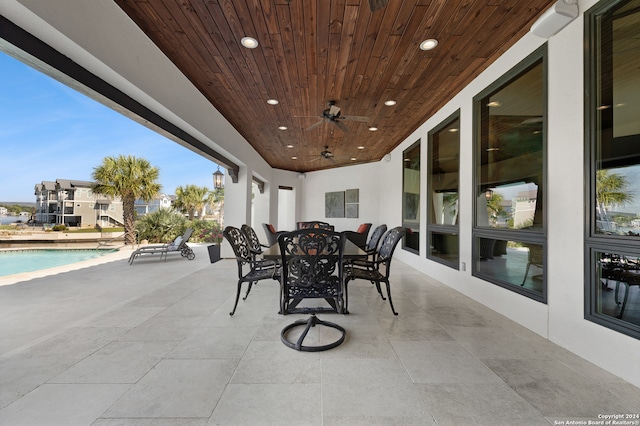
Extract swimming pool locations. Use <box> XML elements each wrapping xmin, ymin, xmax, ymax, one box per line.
<box><xmin>0</xmin><ymin>249</ymin><xmax>116</xmax><ymax>277</ymax></box>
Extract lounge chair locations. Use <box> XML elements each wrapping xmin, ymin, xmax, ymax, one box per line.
<box><xmin>128</xmin><ymin>228</ymin><xmax>195</xmax><ymax>265</ymax></box>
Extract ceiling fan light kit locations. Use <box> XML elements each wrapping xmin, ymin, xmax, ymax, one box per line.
<box><xmin>305</xmin><ymin>100</ymin><xmax>370</xmax><ymax>133</ymax></box>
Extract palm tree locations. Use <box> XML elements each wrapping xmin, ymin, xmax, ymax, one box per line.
<box><xmin>211</xmin><ymin>187</ymin><xmax>224</xmax><ymax>225</ymax></box>
<box><xmin>486</xmin><ymin>191</ymin><xmax>505</xmax><ymax>226</ymax></box>
<box><xmin>174</xmin><ymin>184</ymin><xmax>213</xmax><ymax>220</ymax></box>
<box><xmin>596</xmin><ymin>169</ymin><xmax>634</xmax><ymax>225</ymax></box>
<box><xmin>92</xmin><ymin>155</ymin><xmax>161</xmax><ymax>245</ymax></box>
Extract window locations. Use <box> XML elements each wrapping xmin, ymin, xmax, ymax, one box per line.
<box><xmin>403</xmin><ymin>140</ymin><xmax>420</xmax><ymax>254</ymax></box>
<box><xmin>473</xmin><ymin>46</ymin><xmax>546</xmax><ymax>302</ymax></box>
<box><xmin>427</xmin><ymin>112</ymin><xmax>460</xmax><ymax>268</ymax></box>
<box><xmin>586</xmin><ymin>0</ymin><xmax>640</xmax><ymax>338</ymax></box>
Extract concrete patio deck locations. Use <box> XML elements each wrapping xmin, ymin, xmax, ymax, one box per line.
<box><xmin>0</xmin><ymin>244</ymin><xmax>639</xmax><ymax>425</ymax></box>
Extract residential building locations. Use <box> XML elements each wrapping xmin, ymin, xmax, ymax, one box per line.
<box><xmin>34</xmin><ymin>179</ymin><xmax>124</xmax><ymax>228</ymax></box>
<box><xmin>134</xmin><ymin>193</ymin><xmax>174</xmax><ymax>216</ymax></box>
<box><xmin>33</xmin><ymin>180</ymin><xmax>57</xmax><ymax>224</ymax></box>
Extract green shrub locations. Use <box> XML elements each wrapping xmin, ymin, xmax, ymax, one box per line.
<box><xmin>188</xmin><ymin>220</ymin><xmax>223</xmax><ymax>243</ymax></box>
<box><xmin>136</xmin><ymin>209</ymin><xmax>187</xmax><ymax>243</ymax></box>
<box><xmin>52</xmin><ymin>224</ymin><xmax>68</xmax><ymax>231</ymax></box>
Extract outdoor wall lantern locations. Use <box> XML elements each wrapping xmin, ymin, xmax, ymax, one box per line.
<box><xmin>213</xmin><ymin>167</ymin><xmax>224</xmax><ymax>189</ymax></box>
<box><xmin>485</xmin><ymin>189</ymin><xmax>494</xmax><ymax>201</ymax></box>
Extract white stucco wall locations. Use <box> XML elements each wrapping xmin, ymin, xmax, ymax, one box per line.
<box><xmin>294</xmin><ymin>0</ymin><xmax>640</xmax><ymax>387</ymax></box>
<box><xmin>300</xmin><ymin>162</ymin><xmax>382</xmax><ymax>232</ymax></box>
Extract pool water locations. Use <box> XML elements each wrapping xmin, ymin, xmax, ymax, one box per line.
<box><xmin>0</xmin><ymin>249</ymin><xmax>114</xmax><ymax>277</ymax></box>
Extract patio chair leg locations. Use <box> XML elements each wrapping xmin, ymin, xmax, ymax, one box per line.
<box><xmin>230</xmin><ymin>281</ymin><xmax>243</xmax><ymax>316</ymax></box>
<box><xmin>373</xmin><ymin>281</ymin><xmax>386</xmax><ymax>300</ymax></box>
<box><xmin>384</xmin><ymin>280</ymin><xmax>398</xmax><ymax>316</ymax></box>
<box><xmin>243</xmin><ymin>281</ymin><xmax>254</xmax><ymax>300</ymax></box>
<box><xmin>521</xmin><ymin>263</ymin><xmax>532</xmax><ymax>286</ymax></box>
<box><xmin>343</xmin><ymin>280</ymin><xmax>350</xmax><ymax>314</ymax></box>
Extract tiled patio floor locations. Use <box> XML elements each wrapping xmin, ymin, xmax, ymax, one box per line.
<box><xmin>1</xmin><ymin>244</ymin><xmax>639</xmax><ymax>425</ymax></box>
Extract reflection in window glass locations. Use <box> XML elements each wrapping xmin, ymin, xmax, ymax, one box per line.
<box><xmin>594</xmin><ymin>0</ymin><xmax>640</xmax><ymax>236</ymax></box>
<box><xmin>429</xmin><ymin>231</ymin><xmax>459</xmax><ymax>265</ymax></box>
<box><xmin>475</xmin><ymin>239</ymin><xmax>544</xmax><ymax>296</ymax></box>
<box><xmin>595</xmin><ymin>251</ymin><xmax>640</xmax><ymax>328</ymax></box>
<box><xmin>586</xmin><ymin>0</ymin><xmax>640</xmax><ymax>339</ymax></box>
<box><xmin>403</xmin><ymin>141</ymin><xmax>420</xmax><ymax>254</ymax></box>
<box><xmin>473</xmin><ymin>47</ymin><xmax>546</xmax><ymax>302</ymax></box>
<box><xmin>477</xmin><ymin>61</ymin><xmax>544</xmax><ymax>231</ymax></box>
<box><xmin>428</xmin><ymin>113</ymin><xmax>460</xmax><ymax>268</ymax></box>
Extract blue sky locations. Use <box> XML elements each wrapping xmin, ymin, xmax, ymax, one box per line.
<box><xmin>0</xmin><ymin>52</ymin><xmax>221</xmax><ymax>202</ymax></box>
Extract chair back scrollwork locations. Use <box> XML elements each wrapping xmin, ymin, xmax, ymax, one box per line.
<box><xmin>224</xmin><ymin>226</ymin><xmax>251</xmax><ymax>264</ymax></box>
<box><xmin>377</xmin><ymin>227</ymin><xmax>405</xmax><ymax>276</ymax></box>
<box><xmin>366</xmin><ymin>224</ymin><xmax>387</xmax><ymax>253</ymax></box>
<box><xmin>223</xmin><ymin>225</ymin><xmax>279</xmax><ymax>316</ymax></box>
<box><xmin>278</xmin><ymin>229</ymin><xmax>345</xmax><ymax>314</ymax></box>
<box><xmin>241</xmin><ymin>225</ymin><xmax>266</xmax><ymax>264</ymax></box>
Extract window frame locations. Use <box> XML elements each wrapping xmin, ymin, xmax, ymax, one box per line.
<box><xmin>472</xmin><ymin>45</ymin><xmax>548</xmax><ymax>303</ymax></box>
<box><xmin>426</xmin><ymin>110</ymin><xmax>460</xmax><ymax>269</ymax></box>
<box><xmin>402</xmin><ymin>139</ymin><xmax>421</xmax><ymax>255</ymax></box>
<box><xmin>584</xmin><ymin>0</ymin><xmax>640</xmax><ymax>339</ymax></box>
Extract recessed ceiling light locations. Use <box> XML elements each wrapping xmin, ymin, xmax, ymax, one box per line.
<box><xmin>448</xmin><ymin>128</ymin><xmax>459</xmax><ymax>133</ymax></box>
<box><xmin>419</xmin><ymin>38</ymin><xmax>438</xmax><ymax>51</ymax></box>
<box><xmin>384</xmin><ymin>100</ymin><xmax>396</xmax><ymax>106</ymax></box>
<box><xmin>351</xmin><ymin>158</ymin><xmax>357</xmax><ymax>161</ymax></box>
<box><xmin>291</xmin><ymin>156</ymin><xmax>298</xmax><ymax>160</ymax></box>
<box><xmin>487</xmin><ymin>101</ymin><xmax>501</xmax><ymax>107</ymax></box>
<box><xmin>486</xmin><ymin>147</ymin><xmax>500</xmax><ymax>152</ymax></box>
<box><xmin>266</xmin><ymin>99</ymin><xmax>279</xmax><ymax>105</ymax></box>
<box><xmin>368</xmin><ymin>127</ymin><xmax>378</xmax><ymax>131</ymax></box>
<box><xmin>286</xmin><ymin>144</ymin><xmax>294</xmax><ymax>148</ymax></box>
<box><xmin>278</xmin><ymin>126</ymin><xmax>288</xmax><ymax>130</ymax></box>
<box><xmin>241</xmin><ymin>37</ymin><xmax>259</xmax><ymax>49</ymax></box>
<box><xmin>358</xmin><ymin>146</ymin><xmax>365</xmax><ymax>150</ymax></box>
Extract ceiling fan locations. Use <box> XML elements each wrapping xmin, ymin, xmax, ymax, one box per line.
<box><xmin>310</xmin><ymin>146</ymin><xmax>336</xmax><ymax>162</ymax></box>
<box><xmin>283</xmin><ymin>0</ymin><xmax>388</xmax><ymax>13</ymax></box>
<box><xmin>304</xmin><ymin>101</ymin><xmax>370</xmax><ymax>133</ymax></box>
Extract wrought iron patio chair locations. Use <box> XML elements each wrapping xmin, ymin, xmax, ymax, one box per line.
<box><xmin>343</xmin><ymin>222</ymin><xmax>372</xmax><ymax>249</ymax></box>
<box><xmin>241</xmin><ymin>224</ymin><xmax>270</xmax><ymax>259</ymax></box>
<box><xmin>296</xmin><ymin>221</ymin><xmax>334</xmax><ymax>231</ymax></box>
<box><xmin>350</xmin><ymin>224</ymin><xmax>387</xmax><ymax>267</ymax></box>
<box><xmin>262</xmin><ymin>223</ymin><xmax>287</xmax><ymax>246</ymax></box>
<box><xmin>224</xmin><ymin>226</ymin><xmax>279</xmax><ymax>316</ymax></box>
<box><xmin>521</xmin><ymin>243</ymin><xmax>544</xmax><ymax>286</ymax></box>
<box><xmin>344</xmin><ymin>226</ymin><xmax>404</xmax><ymax>316</ymax></box>
<box><xmin>278</xmin><ymin>228</ymin><xmax>347</xmax><ymax>351</ymax></box>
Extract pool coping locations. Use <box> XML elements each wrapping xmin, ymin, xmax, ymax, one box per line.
<box><xmin>0</xmin><ymin>248</ymin><xmax>134</xmax><ymax>287</ymax></box>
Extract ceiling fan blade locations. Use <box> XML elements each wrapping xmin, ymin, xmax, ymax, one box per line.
<box><xmin>333</xmin><ymin>120</ymin><xmax>350</xmax><ymax>133</ymax></box>
<box><xmin>341</xmin><ymin>115</ymin><xmax>370</xmax><ymax>122</ymax></box>
<box><xmin>305</xmin><ymin>120</ymin><xmax>325</xmax><ymax>131</ymax></box>
<box><xmin>329</xmin><ymin>104</ymin><xmax>341</xmax><ymax>116</ymax></box>
<box><xmin>368</xmin><ymin>0</ymin><xmax>388</xmax><ymax>12</ymax></box>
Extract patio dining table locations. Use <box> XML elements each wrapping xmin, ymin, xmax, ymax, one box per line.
<box><xmin>261</xmin><ymin>236</ymin><xmax>367</xmax><ymax>314</ymax></box>
<box><xmin>260</xmin><ymin>238</ymin><xmax>367</xmax><ymax>260</ymax></box>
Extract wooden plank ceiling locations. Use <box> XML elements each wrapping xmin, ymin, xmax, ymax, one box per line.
<box><xmin>114</xmin><ymin>0</ymin><xmax>556</xmax><ymax>172</ymax></box>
